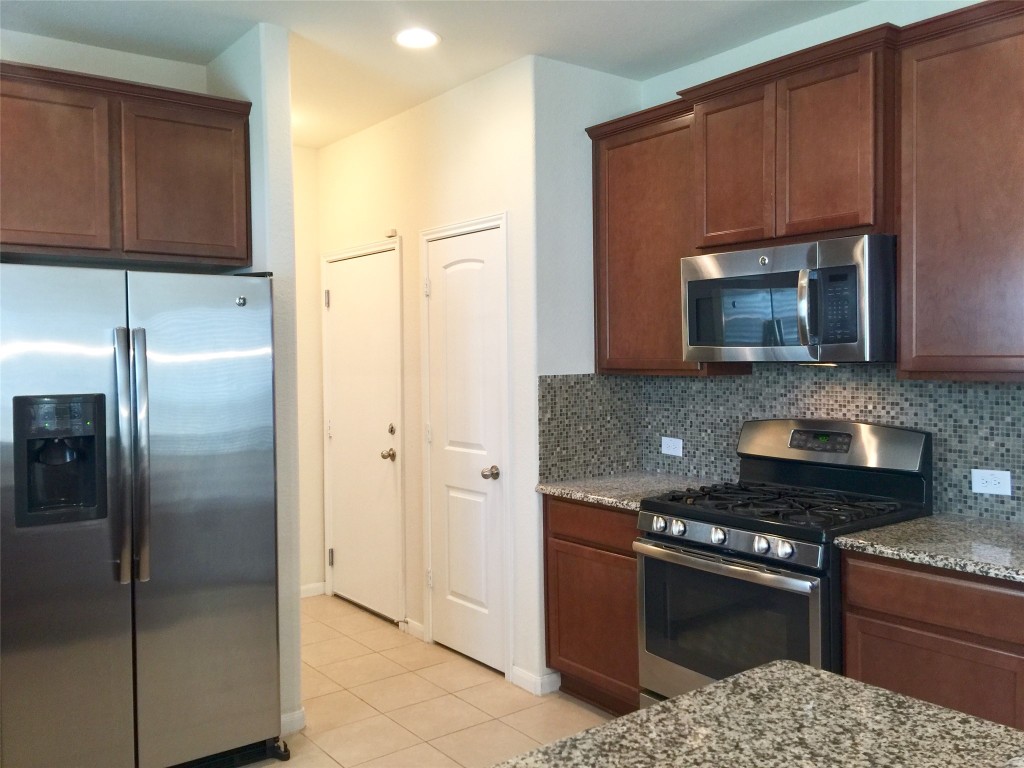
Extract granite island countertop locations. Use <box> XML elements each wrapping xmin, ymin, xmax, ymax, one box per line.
<box><xmin>836</xmin><ymin>514</ymin><xmax>1024</xmax><ymax>584</ymax></box>
<box><xmin>536</xmin><ymin>472</ymin><xmax>713</xmax><ymax>512</ymax></box>
<box><xmin>495</xmin><ymin>660</ymin><xmax>1024</xmax><ymax>768</ymax></box>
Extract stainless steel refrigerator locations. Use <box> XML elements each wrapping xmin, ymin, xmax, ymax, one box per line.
<box><xmin>0</xmin><ymin>264</ymin><xmax>285</xmax><ymax>767</ymax></box>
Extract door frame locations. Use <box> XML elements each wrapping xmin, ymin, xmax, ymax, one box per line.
<box><xmin>321</xmin><ymin>238</ymin><xmax>406</xmax><ymax>619</ymax></box>
<box><xmin>420</xmin><ymin>212</ymin><xmax>513</xmax><ymax>676</ymax></box>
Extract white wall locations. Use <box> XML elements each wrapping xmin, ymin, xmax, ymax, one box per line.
<box><xmin>207</xmin><ymin>24</ymin><xmax>304</xmax><ymax>736</ymax></box>
<box><xmin>642</xmin><ymin>0</ymin><xmax>984</xmax><ymax>105</ymax></box>
<box><xmin>0</xmin><ymin>29</ymin><xmax>206</xmax><ymax>90</ymax></box>
<box><xmin>291</xmin><ymin>145</ymin><xmax>326</xmax><ymax>594</ymax></box>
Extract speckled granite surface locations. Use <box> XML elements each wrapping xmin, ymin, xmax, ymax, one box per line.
<box><xmin>495</xmin><ymin>660</ymin><xmax>1024</xmax><ymax>768</ymax></box>
<box><xmin>536</xmin><ymin>472</ymin><xmax>712</xmax><ymax>511</ymax></box>
<box><xmin>836</xmin><ymin>514</ymin><xmax>1024</xmax><ymax>584</ymax></box>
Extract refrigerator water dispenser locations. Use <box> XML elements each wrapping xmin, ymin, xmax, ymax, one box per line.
<box><xmin>13</xmin><ymin>394</ymin><xmax>107</xmax><ymax>526</ymax></box>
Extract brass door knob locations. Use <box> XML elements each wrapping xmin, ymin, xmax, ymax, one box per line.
<box><xmin>380</xmin><ymin>448</ymin><xmax>396</xmax><ymax>461</ymax></box>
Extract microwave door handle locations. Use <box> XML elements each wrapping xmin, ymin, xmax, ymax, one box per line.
<box><xmin>796</xmin><ymin>269</ymin><xmax>811</xmax><ymax>348</ymax></box>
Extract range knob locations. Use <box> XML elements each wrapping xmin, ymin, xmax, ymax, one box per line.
<box><xmin>652</xmin><ymin>516</ymin><xmax>667</xmax><ymax>533</ymax></box>
<box><xmin>776</xmin><ymin>540</ymin><xmax>795</xmax><ymax>559</ymax></box>
<box><xmin>753</xmin><ymin>535</ymin><xmax>770</xmax><ymax>555</ymax></box>
<box><xmin>710</xmin><ymin>527</ymin><xmax>727</xmax><ymax>545</ymax></box>
<box><xmin>670</xmin><ymin>519</ymin><xmax>686</xmax><ymax>537</ymax></box>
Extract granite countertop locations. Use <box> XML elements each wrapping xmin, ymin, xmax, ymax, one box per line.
<box><xmin>536</xmin><ymin>472</ymin><xmax>712</xmax><ymax>511</ymax></box>
<box><xmin>836</xmin><ymin>514</ymin><xmax>1024</xmax><ymax>584</ymax></box>
<box><xmin>495</xmin><ymin>660</ymin><xmax>1024</xmax><ymax>768</ymax></box>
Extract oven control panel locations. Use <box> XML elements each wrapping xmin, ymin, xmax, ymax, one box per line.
<box><xmin>637</xmin><ymin>512</ymin><xmax>825</xmax><ymax>570</ymax></box>
<box><xmin>788</xmin><ymin>429</ymin><xmax>852</xmax><ymax>454</ymax></box>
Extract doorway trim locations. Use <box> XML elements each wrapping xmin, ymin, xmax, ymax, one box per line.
<box><xmin>420</xmin><ymin>212</ymin><xmax>513</xmax><ymax>677</ymax></box>
<box><xmin>321</xmin><ymin>238</ymin><xmax>406</xmax><ymax>621</ymax></box>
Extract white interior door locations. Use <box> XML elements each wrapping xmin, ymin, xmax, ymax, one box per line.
<box><xmin>425</xmin><ymin>218</ymin><xmax>508</xmax><ymax>671</ymax></box>
<box><xmin>323</xmin><ymin>243</ymin><xmax>403</xmax><ymax>621</ymax></box>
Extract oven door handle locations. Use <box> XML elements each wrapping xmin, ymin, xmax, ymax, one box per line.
<box><xmin>632</xmin><ymin>539</ymin><xmax>820</xmax><ymax>595</ymax></box>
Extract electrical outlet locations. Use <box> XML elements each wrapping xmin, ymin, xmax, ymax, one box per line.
<box><xmin>661</xmin><ymin>436</ymin><xmax>684</xmax><ymax>457</ymax></box>
<box><xmin>971</xmin><ymin>469</ymin><xmax>1012</xmax><ymax>496</ymax></box>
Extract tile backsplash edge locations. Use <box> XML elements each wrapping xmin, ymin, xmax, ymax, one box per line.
<box><xmin>539</xmin><ymin>365</ymin><xmax>1023</xmax><ymax>522</ymax></box>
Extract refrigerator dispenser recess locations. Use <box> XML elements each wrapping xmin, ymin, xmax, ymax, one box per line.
<box><xmin>13</xmin><ymin>394</ymin><xmax>107</xmax><ymax>527</ymax></box>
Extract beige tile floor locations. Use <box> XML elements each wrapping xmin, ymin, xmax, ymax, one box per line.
<box><xmin>252</xmin><ymin>594</ymin><xmax>611</xmax><ymax>768</ymax></box>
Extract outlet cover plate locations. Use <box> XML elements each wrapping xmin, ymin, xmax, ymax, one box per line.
<box><xmin>661</xmin><ymin>436</ymin><xmax>684</xmax><ymax>457</ymax></box>
<box><xmin>971</xmin><ymin>469</ymin><xmax>1012</xmax><ymax>495</ymax></box>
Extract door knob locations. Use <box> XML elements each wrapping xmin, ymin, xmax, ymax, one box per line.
<box><xmin>380</xmin><ymin>448</ymin><xmax>396</xmax><ymax>461</ymax></box>
<box><xmin>481</xmin><ymin>465</ymin><xmax>500</xmax><ymax>480</ymax></box>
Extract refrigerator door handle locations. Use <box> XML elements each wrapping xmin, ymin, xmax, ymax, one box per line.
<box><xmin>114</xmin><ymin>328</ymin><xmax>133</xmax><ymax>586</ymax></box>
<box><xmin>132</xmin><ymin>327</ymin><xmax>152</xmax><ymax>583</ymax></box>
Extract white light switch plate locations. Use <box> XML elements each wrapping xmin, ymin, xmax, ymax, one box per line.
<box><xmin>971</xmin><ymin>469</ymin><xmax>1011</xmax><ymax>495</ymax></box>
<box><xmin>661</xmin><ymin>436</ymin><xmax>684</xmax><ymax>457</ymax></box>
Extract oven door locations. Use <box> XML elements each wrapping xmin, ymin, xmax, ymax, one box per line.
<box><xmin>634</xmin><ymin>538</ymin><xmax>824</xmax><ymax>701</ymax></box>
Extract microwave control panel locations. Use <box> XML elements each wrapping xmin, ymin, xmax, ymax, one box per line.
<box><xmin>818</xmin><ymin>266</ymin><xmax>858</xmax><ymax>344</ymax></box>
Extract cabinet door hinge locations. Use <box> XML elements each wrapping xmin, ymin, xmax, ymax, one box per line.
<box><xmin>425</xmin><ymin>424</ymin><xmax>432</xmax><ymax>444</ymax></box>
<box><xmin>328</xmin><ymin>548</ymin><xmax>334</xmax><ymax>567</ymax></box>
<box><xmin>426</xmin><ymin>568</ymin><xmax>433</xmax><ymax>589</ymax></box>
<box><xmin>324</xmin><ymin>289</ymin><xmax>330</xmax><ymax>308</ymax></box>
<box><xmin>423</xmin><ymin>277</ymin><xmax>431</xmax><ymax>298</ymax></box>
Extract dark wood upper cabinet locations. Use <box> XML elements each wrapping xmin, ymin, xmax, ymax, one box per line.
<box><xmin>685</xmin><ymin>29</ymin><xmax>896</xmax><ymax>249</ymax></box>
<box><xmin>122</xmin><ymin>100</ymin><xmax>248</xmax><ymax>262</ymax></box>
<box><xmin>0</xmin><ymin>62</ymin><xmax>251</xmax><ymax>268</ymax></box>
<box><xmin>588</xmin><ymin>103</ymin><xmax>751</xmax><ymax>376</ymax></box>
<box><xmin>776</xmin><ymin>52</ymin><xmax>877</xmax><ymax>237</ymax></box>
<box><xmin>898</xmin><ymin>8</ymin><xmax>1024</xmax><ymax>379</ymax></box>
<box><xmin>694</xmin><ymin>84</ymin><xmax>775</xmax><ymax>247</ymax></box>
<box><xmin>0</xmin><ymin>78</ymin><xmax>112</xmax><ymax>251</ymax></box>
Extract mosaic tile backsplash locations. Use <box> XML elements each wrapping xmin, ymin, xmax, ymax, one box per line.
<box><xmin>538</xmin><ymin>365</ymin><xmax>1023</xmax><ymax>521</ymax></box>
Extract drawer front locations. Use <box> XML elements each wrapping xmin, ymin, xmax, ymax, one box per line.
<box><xmin>544</xmin><ymin>496</ymin><xmax>638</xmax><ymax>556</ymax></box>
<box><xmin>843</xmin><ymin>552</ymin><xmax>1024</xmax><ymax>645</ymax></box>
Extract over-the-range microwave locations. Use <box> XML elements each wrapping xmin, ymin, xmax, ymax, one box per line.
<box><xmin>681</xmin><ymin>234</ymin><xmax>895</xmax><ymax>363</ymax></box>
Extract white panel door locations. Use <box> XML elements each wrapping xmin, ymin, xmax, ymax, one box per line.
<box><xmin>324</xmin><ymin>245</ymin><xmax>403</xmax><ymax>621</ymax></box>
<box><xmin>426</xmin><ymin>221</ymin><xmax>507</xmax><ymax>671</ymax></box>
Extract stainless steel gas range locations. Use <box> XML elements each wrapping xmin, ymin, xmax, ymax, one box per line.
<box><xmin>633</xmin><ymin>418</ymin><xmax>932</xmax><ymax>705</ymax></box>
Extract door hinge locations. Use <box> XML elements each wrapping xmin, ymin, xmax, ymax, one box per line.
<box><xmin>328</xmin><ymin>548</ymin><xmax>334</xmax><ymax>567</ymax></box>
<box><xmin>423</xmin><ymin>277</ymin><xmax>431</xmax><ymax>297</ymax></box>
<box><xmin>425</xmin><ymin>424</ymin><xmax>432</xmax><ymax>444</ymax></box>
<box><xmin>324</xmin><ymin>289</ymin><xmax>330</xmax><ymax>308</ymax></box>
<box><xmin>327</xmin><ymin>420</ymin><xmax>332</xmax><ymax>440</ymax></box>
<box><xmin>427</xmin><ymin>568</ymin><xmax>433</xmax><ymax>589</ymax></box>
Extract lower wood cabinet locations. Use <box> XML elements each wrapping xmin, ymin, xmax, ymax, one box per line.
<box><xmin>543</xmin><ymin>496</ymin><xmax>639</xmax><ymax>715</ymax></box>
<box><xmin>843</xmin><ymin>550</ymin><xmax>1024</xmax><ymax>728</ymax></box>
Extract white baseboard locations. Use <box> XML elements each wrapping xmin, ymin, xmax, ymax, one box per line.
<box><xmin>280</xmin><ymin>706</ymin><xmax>306</xmax><ymax>736</ymax></box>
<box><xmin>300</xmin><ymin>582</ymin><xmax>326</xmax><ymax>598</ymax></box>
<box><xmin>400</xmin><ymin>619</ymin><xmax>425</xmax><ymax>641</ymax></box>
<box><xmin>509</xmin><ymin>665</ymin><xmax>561</xmax><ymax>696</ymax></box>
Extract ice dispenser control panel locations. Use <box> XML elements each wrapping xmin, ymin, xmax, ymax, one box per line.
<box><xmin>13</xmin><ymin>394</ymin><xmax>107</xmax><ymax>527</ymax></box>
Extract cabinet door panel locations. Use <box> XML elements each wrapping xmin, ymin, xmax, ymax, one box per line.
<box><xmin>777</xmin><ymin>52</ymin><xmax>875</xmax><ymax>236</ymax></box>
<box><xmin>694</xmin><ymin>84</ymin><xmax>775</xmax><ymax>247</ymax></box>
<box><xmin>0</xmin><ymin>80</ymin><xmax>111</xmax><ymax>250</ymax></box>
<box><xmin>545</xmin><ymin>537</ymin><xmax>638</xmax><ymax>705</ymax></box>
<box><xmin>899</xmin><ymin>15</ymin><xmax>1024</xmax><ymax>374</ymax></box>
<box><xmin>122</xmin><ymin>100</ymin><xmax>249</xmax><ymax>263</ymax></box>
<box><xmin>846</xmin><ymin>613</ymin><xmax>1024</xmax><ymax>729</ymax></box>
<box><xmin>596</xmin><ymin>114</ymin><xmax>700</xmax><ymax>372</ymax></box>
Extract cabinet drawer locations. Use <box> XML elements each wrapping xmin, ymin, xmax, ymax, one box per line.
<box><xmin>544</xmin><ymin>496</ymin><xmax>638</xmax><ymax>556</ymax></box>
<box><xmin>843</xmin><ymin>552</ymin><xmax>1024</xmax><ymax>644</ymax></box>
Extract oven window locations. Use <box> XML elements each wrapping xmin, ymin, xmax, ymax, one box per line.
<box><xmin>688</xmin><ymin>272</ymin><xmax>803</xmax><ymax>347</ymax></box>
<box><xmin>642</xmin><ymin>555</ymin><xmax>812</xmax><ymax>680</ymax></box>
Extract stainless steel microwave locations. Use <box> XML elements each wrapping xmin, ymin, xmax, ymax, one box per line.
<box><xmin>681</xmin><ymin>235</ymin><xmax>895</xmax><ymax>363</ymax></box>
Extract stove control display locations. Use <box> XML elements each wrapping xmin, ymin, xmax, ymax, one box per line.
<box><xmin>789</xmin><ymin>429</ymin><xmax>852</xmax><ymax>453</ymax></box>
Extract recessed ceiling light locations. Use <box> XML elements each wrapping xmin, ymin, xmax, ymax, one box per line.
<box><xmin>394</xmin><ymin>28</ymin><xmax>440</xmax><ymax>49</ymax></box>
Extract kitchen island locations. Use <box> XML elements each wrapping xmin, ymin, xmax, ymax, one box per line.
<box><xmin>495</xmin><ymin>660</ymin><xmax>1024</xmax><ymax>768</ymax></box>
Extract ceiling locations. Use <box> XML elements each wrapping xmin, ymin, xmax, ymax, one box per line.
<box><xmin>0</xmin><ymin>1</ymin><xmax>863</xmax><ymax>148</ymax></box>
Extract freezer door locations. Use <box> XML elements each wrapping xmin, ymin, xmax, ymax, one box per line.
<box><xmin>0</xmin><ymin>264</ymin><xmax>135</xmax><ymax>768</ymax></box>
<box><xmin>127</xmin><ymin>272</ymin><xmax>279</xmax><ymax>767</ymax></box>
